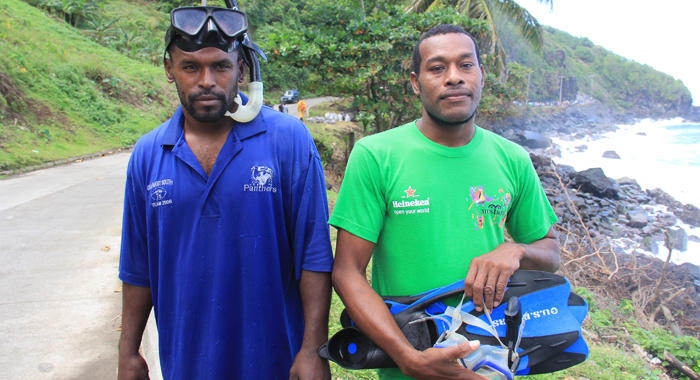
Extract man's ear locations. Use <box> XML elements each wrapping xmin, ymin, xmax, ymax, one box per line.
<box><xmin>164</xmin><ymin>57</ymin><xmax>175</xmax><ymax>83</ymax></box>
<box><xmin>238</xmin><ymin>58</ymin><xmax>246</xmax><ymax>84</ymax></box>
<box><xmin>479</xmin><ymin>65</ymin><xmax>485</xmax><ymax>87</ymax></box>
<box><xmin>410</xmin><ymin>72</ymin><xmax>421</xmax><ymax>96</ymax></box>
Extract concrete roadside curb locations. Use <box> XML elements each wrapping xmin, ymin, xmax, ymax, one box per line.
<box><xmin>0</xmin><ymin>146</ymin><xmax>134</xmax><ymax>177</ymax></box>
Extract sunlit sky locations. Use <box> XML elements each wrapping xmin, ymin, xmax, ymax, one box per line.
<box><xmin>517</xmin><ymin>0</ymin><xmax>700</xmax><ymax>106</ymax></box>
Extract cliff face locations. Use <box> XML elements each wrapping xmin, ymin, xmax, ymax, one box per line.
<box><xmin>498</xmin><ymin>22</ymin><xmax>693</xmax><ymax>113</ymax></box>
<box><xmin>682</xmin><ymin>105</ymin><xmax>700</xmax><ymax>122</ymax></box>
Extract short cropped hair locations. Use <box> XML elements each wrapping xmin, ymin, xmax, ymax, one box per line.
<box><xmin>412</xmin><ymin>24</ymin><xmax>482</xmax><ymax>76</ymax></box>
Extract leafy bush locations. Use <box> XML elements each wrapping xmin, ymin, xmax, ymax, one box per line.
<box><xmin>630</xmin><ymin>324</ymin><xmax>700</xmax><ymax>378</ymax></box>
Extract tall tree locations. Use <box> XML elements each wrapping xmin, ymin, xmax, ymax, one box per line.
<box><xmin>405</xmin><ymin>0</ymin><xmax>552</xmax><ymax>80</ymax></box>
<box><xmin>263</xmin><ymin>2</ymin><xmax>528</xmax><ymax>133</ymax></box>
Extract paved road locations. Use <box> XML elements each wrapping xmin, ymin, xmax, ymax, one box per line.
<box><xmin>0</xmin><ymin>152</ymin><xmax>130</xmax><ymax>379</ymax></box>
<box><xmin>277</xmin><ymin>96</ymin><xmax>340</xmax><ymax>119</ymax></box>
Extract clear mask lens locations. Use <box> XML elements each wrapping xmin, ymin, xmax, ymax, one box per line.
<box><xmin>171</xmin><ymin>7</ymin><xmax>247</xmax><ymax>38</ymax></box>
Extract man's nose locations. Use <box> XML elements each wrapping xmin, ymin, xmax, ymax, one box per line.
<box><xmin>199</xmin><ymin>67</ymin><xmax>216</xmax><ymax>89</ymax></box>
<box><xmin>445</xmin><ymin>64</ymin><xmax>464</xmax><ymax>86</ymax></box>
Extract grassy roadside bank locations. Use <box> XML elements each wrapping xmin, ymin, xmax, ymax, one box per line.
<box><xmin>0</xmin><ymin>0</ymin><xmax>176</xmax><ymax>172</ymax></box>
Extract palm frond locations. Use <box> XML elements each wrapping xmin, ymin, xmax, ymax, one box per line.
<box><xmin>405</xmin><ymin>0</ymin><xmax>452</xmax><ymax>14</ymax></box>
<box><xmin>488</xmin><ymin>0</ymin><xmax>544</xmax><ymax>52</ymax></box>
<box><xmin>405</xmin><ymin>0</ymin><xmax>551</xmax><ymax>80</ymax></box>
<box><xmin>405</xmin><ymin>0</ymin><xmax>434</xmax><ymax>13</ymax></box>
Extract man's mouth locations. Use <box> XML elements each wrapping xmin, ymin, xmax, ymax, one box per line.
<box><xmin>193</xmin><ymin>94</ymin><xmax>224</xmax><ymax>106</ymax></box>
<box><xmin>440</xmin><ymin>90</ymin><xmax>472</xmax><ymax>100</ymax></box>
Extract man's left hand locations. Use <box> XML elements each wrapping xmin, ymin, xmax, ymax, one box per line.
<box><xmin>289</xmin><ymin>347</ymin><xmax>330</xmax><ymax>380</ymax></box>
<box><xmin>464</xmin><ymin>242</ymin><xmax>523</xmax><ymax>312</ymax></box>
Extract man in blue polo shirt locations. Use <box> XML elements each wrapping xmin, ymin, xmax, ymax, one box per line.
<box><xmin>117</xmin><ymin>5</ymin><xmax>333</xmax><ymax>380</ymax></box>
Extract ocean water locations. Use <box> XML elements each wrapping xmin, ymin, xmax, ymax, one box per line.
<box><xmin>551</xmin><ymin>118</ymin><xmax>700</xmax><ymax>266</ymax></box>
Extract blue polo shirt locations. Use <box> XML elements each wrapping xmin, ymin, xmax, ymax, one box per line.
<box><xmin>119</xmin><ymin>100</ymin><xmax>333</xmax><ymax>379</ymax></box>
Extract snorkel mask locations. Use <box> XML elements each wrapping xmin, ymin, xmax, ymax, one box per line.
<box><xmin>164</xmin><ymin>0</ymin><xmax>267</xmax><ymax>123</ymax></box>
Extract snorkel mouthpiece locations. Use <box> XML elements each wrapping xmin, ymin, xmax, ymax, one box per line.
<box><xmin>225</xmin><ymin>81</ymin><xmax>263</xmax><ymax>123</ymax></box>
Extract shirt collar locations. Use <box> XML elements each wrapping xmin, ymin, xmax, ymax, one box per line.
<box><xmin>160</xmin><ymin>92</ymin><xmax>267</xmax><ymax>147</ymax></box>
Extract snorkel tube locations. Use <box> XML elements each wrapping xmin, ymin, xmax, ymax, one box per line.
<box><xmin>223</xmin><ymin>0</ymin><xmax>267</xmax><ymax>123</ymax></box>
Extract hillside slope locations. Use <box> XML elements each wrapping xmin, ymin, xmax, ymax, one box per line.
<box><xmin>0</xmin><ymin>0</ymin><xmax>176</xmax><ymax>172</ymax></box>
<box><xmin>497</xmin><ymin>15</ymin><xmax>692</xmax><ymax>113</ymax></box>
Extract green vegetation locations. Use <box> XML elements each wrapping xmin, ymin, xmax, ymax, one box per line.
<box><xmin>631</xmin><ymin>324</ymin><xmax>700</xmax><ymax>378</ymax></box>
<box><xmin>240</xmin><ymin>0</ymin><xmax>316</xmax><ymax>92</ymax></box>
<box><xmin>498</xmin><ymin>17</ymin><xmax>692</xmax><ymax>111</ymax></box>
<box><xmin>263</xmin><ymin>1</ymin><xmax>528</xmax><ymax>133</ymax></box>
<box><xmin>4</xmin><ymin>0</ymin><xmax>693</xmax><ymax>171</ymax></box>
<box><xmin>405</xmin><ymin>0</ymin><xmax>553</xmax><ymax>80</ymax></box>
<box><xmin>0</xmin><ymin>0</ymin><xmax>176</xmax><ymax>171</ymax></box>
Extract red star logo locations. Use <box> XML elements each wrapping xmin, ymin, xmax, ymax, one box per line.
<box><xmin>404</xmin><ymin>186</ymin><xmax>416</xmax><ymax>197</ymax></box>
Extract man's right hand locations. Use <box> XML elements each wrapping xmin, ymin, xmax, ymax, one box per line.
<box><xmin>118</xmin><ymin>283</ymin><xmax>153</xmax><ymax>380</ymax></box>
<box><xmin>397</xmin><ymin>341</ymin><xmax>489</xmax><ymax>380</ymax></box>
<box><xmin>118</xmin><ymin>353</ymin><xmax>149</xmax><ymax>380</ymax></box>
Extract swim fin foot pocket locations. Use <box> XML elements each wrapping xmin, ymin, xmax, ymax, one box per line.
<box><xmin>319</xmin><ymin>270</ymin><xmax>589</xmax><ymax>376</ymax></box>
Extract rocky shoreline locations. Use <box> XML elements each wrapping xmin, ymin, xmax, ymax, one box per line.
<box><xmin>484</xmin><ymin>103</ymin><xmax>700</xmax><ymax>323</ymax></box>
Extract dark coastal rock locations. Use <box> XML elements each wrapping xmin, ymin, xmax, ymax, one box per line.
<box><xmin>616</xmin><ymin>177</ymin><xmax>641</xmax><ymax>190</ymax></box>
<box><xmin>556</xmin><ymin>164</ymin><xmax>577</xmax><ymax>179</ymax></box>
<box><xmin>655</xmin><ymin>213</ymin><xmax>678</xmax><ymax>227</ymax></box>
<box><xmin>674</xmin><ymin>204</ymin><xmax>700</xmax><ymax>227</ymax></box>
<box><xmin>650</xmin><ymin>228</ymin><xmax>689</xmax><ymax>254</ymax></box>
<box><xmin>573</xmin><ymin>168</ymin><xmax>620</xmax><ymax>199</ymax></box>
<box><xmin>667</xmin><ymin>228</ymin><xmax>689</xmax><ymax>252</ymax></box>
<box><xmin>529</xmin><ymin>153</ymin><xmax>550</xmax><ymax>170</ymax></box>
<box><xmin>674</xmin><ymin>262</ymin><xmax>700</xmax><ymax>281</ymax></box>
<box><xmin>647</xmin><ymin>188</ymin><xmax>683</xmax><ymax>209</ymax></box>
<box><xmin>519</xmin><ymin>131</ymin><xmax>550</xmax><ymax>149</ymax></box>
<box><xmin>602</xmin><ymin>150</ymin><xmax>621</xmax><ymax>159</ymax></box>
<box><xmin>627</xmin><ymin>209</ymin><xmax>649</xmax><ymax>228</ymax></box>
<box><xmin>575</xmin><ymin>145</ymin><xmax>588</xmax><ymax>152</ymax></box>
<box><xmin>501</xmin><ymin>129</ymin><xmax>518</xmax><ymax>142</ymax></box>
<box><xmin>668</xmin><ymin>262</ymin><xmax>700</xmax><ymax>294</ymax></box>
<box><xmin>637</xmin><ymin>132</ymin><xmax>647</xmax><ymax>136</ymax></box>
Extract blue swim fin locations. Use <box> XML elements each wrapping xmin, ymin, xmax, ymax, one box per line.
<box><xmin>515</xmin><ymin>292</ymin><xmax>589</xmax><ymax>376</ymax></box>
<box><xmin>319</xmin><ymin>270</ymin><xmax>588</xmax><ymax>375</ymax></box>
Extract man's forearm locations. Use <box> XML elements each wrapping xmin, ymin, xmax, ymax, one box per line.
<box><xmin>332</xmin><ymin>262</ymin><xmax>422</xmax><ymax>366</ymax></box>
<box><xmin>517</xmin><ymin>228</ymin><xmax>561</xmax><ymax>272</ymax></box>
<box><xmin>299</xmin><ymin>270</ymin><xmax>332</xmax><ymax>351</ymax></box>
<box><xmin>290</xmin><ymin>270</ymin><xmax>332</xmax><ymax>379</ymax></box>
<box><xmin>119</xmin><ymin>282</ymin><xmax>153</xmax><ymax>356</ymax></box>
<box><xmin>331</xmin><ymin>230</ymin><xmax>423</xmax><ymax>368</ymax></box>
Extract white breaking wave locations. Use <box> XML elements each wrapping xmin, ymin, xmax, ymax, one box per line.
<box><xmin>551</xmin><ymin>118</ymin><xmax>700</xmax><ymax>266</ymax></box>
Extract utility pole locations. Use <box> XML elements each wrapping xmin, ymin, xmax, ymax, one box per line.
<box><xmin>589</xmin><ymin>75</ymin><xmax>594</xmax><ymax>101</ymax></box>
<box><xmin>526</xmin><ymin>71</ymin><xmax>532</xmax><ymax>105</ymax></box>
<box><xmin>558</xmin><ymin>76</ymin><xmax>565</xmax><ymax>106</ymax></box>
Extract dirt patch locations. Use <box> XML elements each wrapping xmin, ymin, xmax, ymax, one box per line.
<box><xmin>85</xmin><ymin>69</ymin><xmax>149</xmax><ymax>108</ymax></box>
<box><xmin>0</xmin><ymin>71</ymin><xmax>72</xmax><ymax>134</ymax></box>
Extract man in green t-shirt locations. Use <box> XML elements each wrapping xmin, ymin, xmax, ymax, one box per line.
<box><xmin>329</xmin><ymin>25</ymin><xmax>561</xmax><ymax>380</ymax></box>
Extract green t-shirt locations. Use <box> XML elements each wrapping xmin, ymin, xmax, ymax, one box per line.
<box><xmin>328</xmin><ymin>122</ymin><xmax>557</xmax><ymax>379</ymax></box>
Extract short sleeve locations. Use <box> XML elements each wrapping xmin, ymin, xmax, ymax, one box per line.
<box><xmin>328</xmin><ymin>143</ymin><xmax>386</xmax><ymax>243</ymax></box>
<box><xmin>118</xmin><ymin>152</ymin><xmax>151</xmax><ymax>287</ymax></box>
<box><xmin>291</xmin><ymin>133</ymin><xmax>334</xmax><ymax>279</ymax></box>
<box><xmin>504</xmin><ymin>155</ymin><xmax>557</xmax><ymax>244</ymax></box>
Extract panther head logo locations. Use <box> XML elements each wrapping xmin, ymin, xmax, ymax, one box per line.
<box><xmin>150</xmin><ymin>187</ymin><xmax>167</xmax><ymax>201</ymax></box>
<box><xmin>251</xmin><ymin>166</ymin><xmax>274</xmax><ymax>186</ymax></box>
